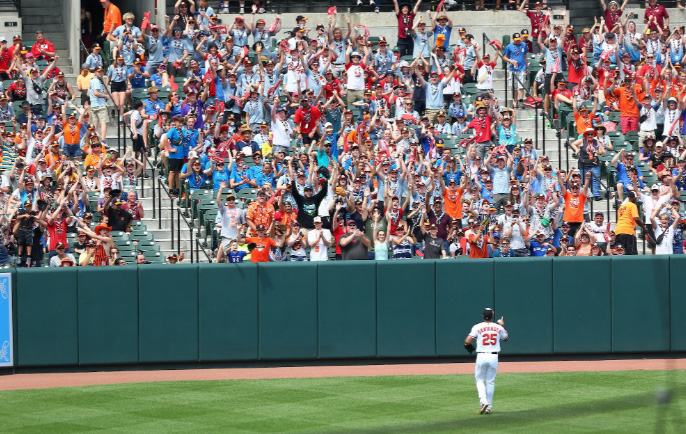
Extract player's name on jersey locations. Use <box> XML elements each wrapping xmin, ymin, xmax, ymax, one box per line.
<box><xmin>476</xmin><ymin>325</ymin><xmax>503</xmax><ymax>334</ymax></box>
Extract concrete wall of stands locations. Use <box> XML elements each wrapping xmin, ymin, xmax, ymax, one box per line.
<box><xmin>7</xmin><ymin>257</ymin><xmax>686</xmax><ymax>368</ymax></box>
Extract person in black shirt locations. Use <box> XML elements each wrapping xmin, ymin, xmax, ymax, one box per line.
<box><xmin>290</xmin><ymin>180</ymin><xmax>328</xmax><ymax>230</ymax></box>
<box><xmin>15</xmin><ymin>203</ymin><xmax>37</xmax><ymax>267</ymax></box>
<box><xmin>419</xmin><ymin>213</ymin><xmax>447</xmax><ymax>259</ymax></box>
<box><xmin>105</xmin><ymin>199</ymin><xmax>132</xmax><ymax>232</ymax></box>
<box><xmin>339</xmin><ymin>220</ymin><xmax>371</xmax><ymax>260</ymax></box>
<box><xmin>72</xmin><ymin>230</ymin><xmax>89</xmax><ymax>256</ymax></box>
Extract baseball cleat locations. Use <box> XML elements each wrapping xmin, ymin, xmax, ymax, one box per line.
<box><xmin>480</xmin><ymin>403</ymin><xmax>489</xmax><ymax>414</ymax></box>
<box><xmin>485</xmin><ymin>409</ymin><xmax>491</xmax><ymax>414</ymax></box>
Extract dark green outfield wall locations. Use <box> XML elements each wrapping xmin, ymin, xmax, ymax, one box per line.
<box><xmin>9</xmin><ymin>256</ymin><xmax>684</xmax><ymax>367</ymax></box>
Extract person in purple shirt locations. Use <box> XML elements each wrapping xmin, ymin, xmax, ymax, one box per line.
<box><xmin>180</xmin><ymin>87</ymin><xmax>209</xmax><ymax>129</ymax></box>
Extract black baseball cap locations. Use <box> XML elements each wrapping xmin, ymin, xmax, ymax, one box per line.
<box><xmin>483</xmin><ymin>308</ymin><xmax>494</xmax><ymax>319</ymax></box>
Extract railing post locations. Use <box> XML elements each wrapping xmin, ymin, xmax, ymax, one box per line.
<box><xmin>170</xmin><ymin>194</ymin><xmax>174</xmax><ymax>249</ymax></box>
<box><xmin>534</xmin><ymin>104</ymin><xmax>538</xmax><ymax>149</ymax></box>
<box><xmin>190</xmin><ymin>222</ymin><xmax>194</xmax><ymax>263</ymax></box>
<box><xmin>558</xmin><ymin>129</ymin><xmax>562</xmax><ymax>172</ymax></box>
<box><xmin>158</xmin><ymin>179</ymin><xmax>162</xmax><ymax>229</ymax></box>
<box><xmin>139</xmin><ymin>169</ymin><xmax>144</xmax><ymax>199</ymax></box>
<box><xmin>542</xmin><ymin>113</ymin><xmax>546</xmax><ymax>155</ymax></box>
<box><xmin>152</xmin><ymin>166</ymin><xmax>156</xmax><ymax>219</ymax></box>
<box><xmin>117</xmin><ymin>116</ymin><xmax>121</xmax><ymax>154</ymax></box>
<box><xmin>177</xmin><ymin>206</ymin><xmax>181</xmax><ymax>255</ymax></box>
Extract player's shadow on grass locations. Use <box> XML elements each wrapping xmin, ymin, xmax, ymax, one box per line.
<box><xmin>322</xmin><ymin>387</ymin><xmax>684</xmax><ymax>434</ymax></box>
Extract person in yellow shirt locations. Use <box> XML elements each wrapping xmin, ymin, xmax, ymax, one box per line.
<box><xmin>76</xmin><ymin>64</ymin><xmax>95</xmax><ymax>107</ymax></box>
<box><xmin>614</xmin><ymin>191</ymin><xmax>647</xmax><ymax>255</ymax></box>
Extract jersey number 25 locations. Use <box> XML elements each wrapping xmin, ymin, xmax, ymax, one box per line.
<box><xmin>482</xmin><ymin>333</ymin><xmax>497</xmax><ymax>346</ymax></box>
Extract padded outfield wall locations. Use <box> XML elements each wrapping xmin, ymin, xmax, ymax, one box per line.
<box><xmin>5</xmin><ymin>256</ymin><xmax>685</xmax><ymax>368</ymax></box>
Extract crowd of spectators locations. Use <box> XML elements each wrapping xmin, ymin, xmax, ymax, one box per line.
<box><xmin>0</xmin><ymin>0</ymin><xmax>684</xmax><ymax>267</ymax></box>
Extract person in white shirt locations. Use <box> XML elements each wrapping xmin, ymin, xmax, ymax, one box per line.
<box><xmin>474</xmin><ymin>51</ymin><xmax>500</xmax><ymax>95</ymax></box>
<box><xmin>464</xmin><ymin>307</ymin><xmax>508</xmax><ymax>415</ymax></box>
<box><xmin>270</xmin><ymin>98</ymin><xmax>294</xmax><ymax>154</ymax></box>
<box><xmin>651</xmin><ymin>204</ymin><xmax>681</xmax><ymax>255</ymax></box>
<box><xmin>586</xmin><ymin>211</ymin><xmax>608</xmax><ymax>245</ymax></box>
<box><xmin>307</xmin><ymin>216</ymin><xmax>332</xmax><ymax>261</ymax></box>
<box><xmin>345</xmin><ymin>49</ymin><xmax>368</xmax><ymax>107</ymax></box>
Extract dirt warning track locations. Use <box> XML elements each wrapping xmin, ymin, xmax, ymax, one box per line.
<box><xmin>1</xmin><ymin>358</ymin><xmax>684</xmax><ymax>391</ymax></box>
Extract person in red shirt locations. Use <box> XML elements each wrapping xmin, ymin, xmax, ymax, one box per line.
<box><xmin>562</xmin><ymin>25</ymin><xmax>578</xmax><ymax>52</ymax></box>
<box><xmin>330</xmin><ymin>208</ymin><xmax>347</xmax><ymax>260</ymax></box>
<box><xmin>601</xmin><ymin>0</ymin><xmax>628</xmax><ymax>33</ymax></box>
<box><xmin>0</xmin><ymin>37</ymin><xmax>11</xmax><ymax>80</ymax></box>
<box><xmin>578</xmin><ymin>28</ymin><xmax>593</xmax><ymax>53</ymax></box>
<box><xmin>293</xmin><ymin>97</ymin><xmax>321</xmax><ymax>145</ymax></box>
<box><xmin>463</xmin><ymin>100</ymin><xmax>494</xmax><ymax>159</ymax></box>
<box><xmin>519</xmin><ymin>1</ymin><xmax>549</xmax><ymax>53</ymax></box>
<box><xmin>238</xmin><ymin>224</ymin><xmax>285</xmax><ymax>263</ymax></box>
<box><xmin>637</xmin><ymin>53</ymin><xmax>663</xmax><ymax>84</ymax></box>
<box><xmin>31</xmin><ymin>31</ymin><xmax>56</xmax><ymax>61</ymax></box>
<box><xmin>6</xmin><ymin>35</ymin><xmax>23</xmax><ymax>61</ymax></box>
<box><xmin>46</xmin><ymin>196</ymin><xmax>74</xmax><ymax>258</ymax></box>
<box><xmin>323</xmin><ymin>70</ymin><xmax>343</xmax><ymax>100</ymax></box>
<box><xmin>644</xmin><ymin>0</ymin><xmax>669</xmax><ymax>32</ymax></box>
<box><xmin>551</xmin><ymin>79</ymin><xmax>573</xmax><ymax>109</ymax></box>
<box><xmin>393</xmin><ymin>0</ymin><xmax>422</xmax><ymax>57</ymax></box>
<box><xmin>567</xmin><ymin>47</ymin><xmax>588</xmax><ymax>89</ymax></box>
<box><xmin>521</xmin><ymin>29</ymin><xmax>534</xmax><ymax>54</ymax></box>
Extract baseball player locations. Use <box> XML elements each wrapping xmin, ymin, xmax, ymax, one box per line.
<box><xmin>464</xmin><ymin>308</ymin><xmax>508</xmax><ymax>414</ymax></box>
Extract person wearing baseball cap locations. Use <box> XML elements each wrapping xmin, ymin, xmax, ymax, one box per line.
<box><xmin>464</xmin><ymin>307</ymin><xmax>508</xmax><ymax>415</ymax></box>
<box><xmin>614</xmin><ymin>190</ymin><xmax>648</xmax><ymax>255</ymax></box>
<box><xmin>520</xmin><ymin>1</ymin><xmax>547</xmax><ymax>50</ymax></box>
<box><xmin>88</xmin><ymin>61</ymin><xmax>109</xmax><ymax>142</ymax></box>
<box><xmin>49</xmin><ymin>242</ymin><xmax>76</xmax><ymax>267</ymax></box>
<box><xmin>237</xmin><ymin>223</ymin><xmax>286</xmax><ymax>263</ymax></box>
<box><xmin>503</xmin><ymin>32</ymin><xmax>529</xmax><ymax>106</ymax></box>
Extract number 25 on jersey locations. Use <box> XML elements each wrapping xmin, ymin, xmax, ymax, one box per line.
<box><xmin>482</xmin><ymin>333</ymin><xmax>497</xmax><ymax>346</ymax></box>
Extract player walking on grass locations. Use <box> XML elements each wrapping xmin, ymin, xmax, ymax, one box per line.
<box><xmin>464</xmin><ymin>308</ymin><xmax>508</xmax><ymax>415</ymax></box>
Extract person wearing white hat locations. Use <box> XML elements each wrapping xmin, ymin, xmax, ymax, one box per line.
<box><xmin>344</xmin><ymin>48</ymin><xmax>368</xmax><ymax>108</ymax></box>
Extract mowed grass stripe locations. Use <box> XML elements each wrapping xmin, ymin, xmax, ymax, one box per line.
<box><xmin>1</xmin><ymin>371</ymin><xmax>684</xmax><ymax>433</ymax></box>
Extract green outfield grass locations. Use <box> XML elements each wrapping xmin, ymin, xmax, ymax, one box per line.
<box><xmin>1</xmin><ymin>370</ymin><xmax>685</xmax><ymax>433</ymax></box>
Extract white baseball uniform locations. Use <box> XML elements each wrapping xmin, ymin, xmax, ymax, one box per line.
<box><xmin>468</xmin><ymin>321</ymin><xmax>508</xmax><ymax>410</ymax></box>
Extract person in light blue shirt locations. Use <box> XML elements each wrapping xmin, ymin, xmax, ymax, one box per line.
<box><xmin>111</xmin><ymin>12</ymin><xmax>142</xmax><ymax>41</ymax></box>
<box><xmin>502</xmin><ymin>33</ymin><xmax>529</xmax><ymax>104</ymax></box>
<box><xmin>412</xmin><ymin>22</ymin><xmax>433</xmax><ymax>59</ymax></box>
<box><xmin>165</xmin><ymin>27</ymin><xmax>189</xmax><ymax>77</ymax></box>
<box><xmin>374</xmin><ymin>40</ymin><xmax>395</xmax><ymax>76</ymax></box>
<box><xmin>487</xmin><ymin>155</ymin><xmax>513</xmax><ymax>211</ymax></box>
<box><xmin>417</xmin><ymin>68</ymin><xmax>458</xmax><ymax>122</ymax></box>
<box><xmin>228</xmin><ymin>16</ymin><xmax>251</xmax><ymax>47</ymax></box>
<box><xmin>88</xmin><ymin>68</ymin><xmax>108</xmax><ymax>139</ymax></box>
<box><xmin>431</xmin><ymin>11</ymin><xmax>452</xmax><ymax>48</ymax></box>
<box><xmin>142</xmin><ymin>87</ymin><xmax>166</xmax><ymax>118</ymax></box>
<box><xmin>244</xmin><ymin>89</ymin><xmax>266</xmax><ymax>130</ymax></box>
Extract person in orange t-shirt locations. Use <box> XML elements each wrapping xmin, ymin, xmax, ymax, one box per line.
<box><xmin>466</xmin><ymin>217</ymin><xmax>489</xmax><ymax>259</ymax></box>
<box><xmin>101</xmin><ymin>0</ymin><xmax>122</xmax><ymax>37</ymax></box>
<box><xmin>612</xmin><ymin>76</ymin><xmax>644</xmax><ymax>134</ymax></box>
<box><xmin>239</xmin><ymin>224</ymin><xmax>285</xmax><ymax>262</ymax></box>
<box><xmin>441</xmin><ymin>174</ymin><xmax>466</xmax><ymax>219</ymax></box>
<box><xmin>572</xmin><ymin>96</ymin><xmax>597</xmax><ymax>137</ymax></box>
<box><xmin>558</xmin><ymin>170</ymin><xmax>591</xmax><ymax>238</ymax></box>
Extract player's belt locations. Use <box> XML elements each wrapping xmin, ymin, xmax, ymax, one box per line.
<box><xmin>477</xmin><ymin>352</ymin><xmax>499</xmax><ymax>354</ymax></box>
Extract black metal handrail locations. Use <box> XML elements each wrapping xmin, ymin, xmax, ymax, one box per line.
<box><xmin>482</xmin><ymin>33</ymin><xmax>542</xmax><ymax>150</ymax></box>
